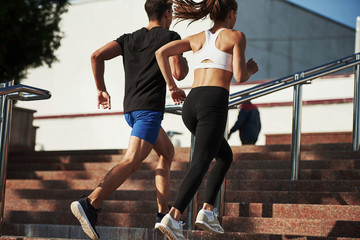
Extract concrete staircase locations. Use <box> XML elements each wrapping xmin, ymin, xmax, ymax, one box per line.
<box><xmin>2</xmin><ymin>143</ymin><xmax>360</xmax><ymax>239</ymax></box>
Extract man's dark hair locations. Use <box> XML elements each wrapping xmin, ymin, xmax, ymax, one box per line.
<box><xmin>145</xmin><ymin>0</ymin><xmax>172</xmax><ymax>21</ymax></box>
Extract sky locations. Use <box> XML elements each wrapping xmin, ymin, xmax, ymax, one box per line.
<box><xmin>286</xmin><ymin>0</ymin><xmax>359</xmax><ymax>29</ymax></box>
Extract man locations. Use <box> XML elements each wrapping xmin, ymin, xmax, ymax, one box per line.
<box><xmin>228</xmin><ymin>100</ymin><xmax>261</xmax><ymax>145</ymax></box>
<box><xmin>70</xmin><ymin>1</ymin><xmax>188</xmax><ymax>239</ymax></box>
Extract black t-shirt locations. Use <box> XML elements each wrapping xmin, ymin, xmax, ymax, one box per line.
<box><xmin>116</xmin><ymin>27</ymin><xmax>181</xmax><ymax>113</ymax></box>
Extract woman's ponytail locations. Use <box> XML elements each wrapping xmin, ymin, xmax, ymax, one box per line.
<box><xmin>172</xmin><ymin>0</ymin><xmax>237</xmax><ymax>25</ymax></box>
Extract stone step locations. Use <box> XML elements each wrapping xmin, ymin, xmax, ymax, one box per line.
<box><xmin>9</xmin><ymin>149</ymin><xmax>360</xmax><ymax>163</ymax></box>
<box><xmin>8</xmin><ymin>152</ymin><xmax>190</xmax><ymax>164</ymax></box>
<box><xmin>4</xmin><ymin>144</ymin><xmax>360</xmax><ymax>239</ymax></box>
<box><xmin>4</xmin><ymin>199</ymin><xmax>159</xmax><ymax>213</ymax></box>
<box><xmin>225</xmin><ymin>179</ymin><xmax>360</xmax><ymax>192</ymax></box>
<box><xmin>6</xmin><ymin>169</ymin><xmax>186</xmax><ymax>180</ymax></box>
<box><xmin>222</xmin><ymin>216</ymin><xmax>360</xmax><ymax>238</ymax></box>
<box><xmin>3</xmin><ymin>215</ymin><xmax>360</xmax><ymax>238</ymax></box>
<box><xmin>225</xmin><ymin>203</ymin><xmax>360</xmax><ymax>221</ymax></box>
<box><xmin>7</xmin><ymin>143</ymin><xmax>354</xmax><ymax>159</ymax></box>
<box><xmin>6</xmin><ymin>179</ymin><xmax>360</xmax><ymax>193</ymax></box>
<box><xmin>7</xmin><ymin>158</ymin><xmax>360</xmax><ymax>172</ymax></box>
<box><xmin>4</xmin><ymin>211</ymin><xmax>156</xmax><ymax>228</ymax></box>
<box><xmin>223</xmin><ymin>190</ymin><xmax>360</xmax><ymax>205</ymax></box>
<box><xmin>7</xmin><ymin>168</ymin><xmax>360</xmax><ymax>180</ymax></box>
<box><xmin>233</xmin><ymin>151</ymin><xmax>360</xmax><ymax>161</ymax></box>
<box><xmin>232</xmin><ymin>159</ymin><xmax>360</xmax><ymax>170</ymax></box>
<box><xmin>5</xmin><ymin>188</ymin><xmax>360</xmax><ymax>205</ymax></box>
<box><xmin>5</xmin><ymin>223</ymin><xmax>359</xmax><ymax>240</ymax></box>
<box><xmin>266</xmin><ymin>132</ymin><xmax>352</xmax><ymax>145</ymax></box>
<box><xmin>226</xmin><ymin>169</ymin><xmax>360</xmax><ymax>180</ymax></box>
<box><xmin>7</xmin><ymin>161</ymin><xmax>189</xmax><ymax>172</ymax></box>
<box><xmin>5</xmin><ymin>198</ymin><xmax>359</xmax><ymax>221</ymax></box>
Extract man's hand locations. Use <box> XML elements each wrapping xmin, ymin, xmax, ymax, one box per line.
<box><xmin>170</xmin><ymin>87</ymin><xmax>186</xmax><ymax>105</ymax></box>
<box><xmin>97</xmin><ymin>91</ymin><xmax>111</xmax><ymax>109</ymax></box>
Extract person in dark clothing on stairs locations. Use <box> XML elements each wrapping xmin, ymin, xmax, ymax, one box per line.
<box><xmin>70</xmin><ymin>1</ymin><xmax>188</xmax><ymax>239</ymax></box>
<box><xmin>228</xmin><ymin>100</ymin><xmax>261</xmax><ymax>145</ymax></box>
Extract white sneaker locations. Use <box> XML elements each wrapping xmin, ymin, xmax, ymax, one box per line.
<box><xmin>195</xmin><ymin>208</ymin><xmax>224</xmax><ymax>234</ymax></box>
<box><xmin>156</xmin><ymin>214</ymin><xmax>186</xmax><ymax>240</ymax></box>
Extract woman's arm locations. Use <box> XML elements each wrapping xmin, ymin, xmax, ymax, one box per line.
<box><xmin>232</xmin><ymin>32</ymin><xmax>258</xmax><ymax>83</ymax></box>
<box><xmin>156</xmin><ymin>39</ymin><xmax>192</xmax><ymax>104</ymax></box>
<box><xmin>169</xmin><ymin>55</ymin><xmax>189</xmax><ymax>80</ymax></box>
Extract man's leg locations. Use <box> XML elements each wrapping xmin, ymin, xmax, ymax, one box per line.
<box><xmin>71</xmin><ymin>136</ymin><xmax>154</xmax><ymax>240</ymax></box>
<box><xmin>88</xmin><ymin>136</ymin><xmax>154</xmax><ymax>208</ymax></box>
<box><xmin>153</xmin><ymin>127</ymin><xmax>174</xmax><ymax>214</ymax></box>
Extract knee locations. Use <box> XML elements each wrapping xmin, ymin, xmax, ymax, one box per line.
<box><xmin>123</xmin><ymin>157</ymin><xmax>142</xmax><ymax>173</ymax></box>
<box><xmin>218</xmin><ymin>149</ymin><xmax>233</xmax><ymax>168</ymax></box>
<box><xmin>191</xmin><ymin>160</ymin><xmax>210</xmax><ymax>175</ymax></box>
<box><xmin>162</xmin><ymin>144</ymin><xmax>175</xmax><ymax>164</ymax></box>
<box><xmin>225</xmin><ymin>151</ymin><xmax>233</xmax><ymax>168</ymax></box>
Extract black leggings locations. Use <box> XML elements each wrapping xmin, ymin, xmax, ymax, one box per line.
<box><xmin>173</xmin><ymin>86</ymin><xmax>233</xmax><ymax>213</ymax></box>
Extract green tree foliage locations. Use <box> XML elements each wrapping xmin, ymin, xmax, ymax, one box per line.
<box><xmin>0</xmin><ymin>0</ymin><xmax>69</xmax><ymax>83</ymax></box>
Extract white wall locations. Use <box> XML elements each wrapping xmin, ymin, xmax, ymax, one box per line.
<box><xmin>30</xmin><ymin>75</ymin><xmax>355</xmax><ymax>150</ymax></box>
<box><xmin>14</xmin><ymin>0</ymin><xmax>357</xmax><ymax>150</ymax></box>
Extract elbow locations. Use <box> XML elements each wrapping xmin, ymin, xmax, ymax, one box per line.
<box><xmin>234</xmin><ymin>72</ymin><xmax>250</xmax><ymax>83</ymax></box>
<box><xmin>155</xmin><ymin>49</ymin><xmax>164</xmax><ymax>62</ymax></box>
<box><xmin>180</xmin><ymin>63</ymin><xmax>189</xmax><ymax>80</ymax></box>
<box><xmin>172</xmin><ymin>70</ymin><xmax>182</xmax><ymax>80</ymax></box>
<box><xmin>173</xmin><ymin>65</ymin><xmax>188</xmax><ymax>81</ymax></box>
<box><xmin>91</xmin><ymin>50</ymin><xmax>102</xmax><ymax>64</ymax></box>
<box><xmin>173</xmin><ymin>56</ymin><xmax>189</xmax><ymax>81</ymax></box>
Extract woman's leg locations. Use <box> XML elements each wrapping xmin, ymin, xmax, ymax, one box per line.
<box><xmin>173</xmin><ymin>87</ymin><xmax>229</xmax><ymax>214</ymax></box>
<box><xmin>204</xmin><ymin>138</ymin><xmax>233</xmax><ymax>206</ymax></box>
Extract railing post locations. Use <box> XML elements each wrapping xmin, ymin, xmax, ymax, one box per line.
<box><xmin>290</xmin><ymin>73</ymin><xmax>304</xmax><ymax>180</ymax></box>
<box><xmin>353</xmin><ymin>53</ymin><xmax>360</xmax><ymax>151</ymax></box>
<box><xmin>186</xmin><ymin>134</ymin><xmax>196</xmax><ymax>230</ymax></box>
<box><xmin>353</xmin><ymin>17</ymin><xmax>360</xmax><ymax>151</ymax></box>
<box><xmin>0</xmin><ymin>80</ymin><xmax>14</xmax><ymax>233</ymax></box>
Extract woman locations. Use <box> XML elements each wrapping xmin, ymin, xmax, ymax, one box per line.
<box><xmin>155</xmin><ymin>0</ymin><xmax>258</xmax><ymax>239</ymax></box>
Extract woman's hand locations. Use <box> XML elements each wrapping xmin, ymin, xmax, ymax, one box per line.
<box><xmin>246</xmin><ymin>58</ymin><xmax>259</xmax><ymax>75</ymax></box>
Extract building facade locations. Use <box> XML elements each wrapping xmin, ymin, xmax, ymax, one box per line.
<box><xmin>15</xmin><ymin>0</ymin><xmax>357</xmax><ymax>150</ymax></box>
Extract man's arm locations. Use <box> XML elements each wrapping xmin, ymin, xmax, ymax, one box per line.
<box><xmin>91</xmin><ymin>41</ymin><xmax>122</xmax><ymax>109</ymax></box>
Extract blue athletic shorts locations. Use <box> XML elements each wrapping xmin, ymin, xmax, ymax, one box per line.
<box><xmin>124</xmin><ymin>110</ymin><xmax>164</xmax><ymax>145</ymax></box>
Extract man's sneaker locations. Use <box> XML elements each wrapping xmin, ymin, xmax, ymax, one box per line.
<box><xmin>70</xmin><ymin>196</ymin><xmax>102</xmax><ymax>240</ymax></box>
<box><xmin>156</xmin><ymin>213</ymin><xmax>185</xmax><ymax>240</ymax></box>
<box><xmin>195</xmin><ymin>208</ymin><xmax>224</xmax><ymax>234</ymax></box>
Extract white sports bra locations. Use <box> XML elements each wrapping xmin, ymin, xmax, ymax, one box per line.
<box><xmin>193</xmin><ymin>28</ymin><xmax>233</xmax><ymax>72</ymax></box>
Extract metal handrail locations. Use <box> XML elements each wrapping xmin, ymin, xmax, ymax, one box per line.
<box><xmin>0</xmin><ymin>81</ymin><xmax>51</xmax><ymax>234</ymax></box>
<box><xmin>166</xmin><ymin>53</ymin><xmax>359</xmax><ymax>110</ymax></box>
<box><xmin>164</xmin><ymin>52</ymin><xmax>360</xmax><ymax>229</ymax></box>
<box><xmin>0</xmin><ymin>84</ymin><xmax>51</xmax><ymax>101</ymax></box>
<box><xmin>228</xmin><ymin>53</ymin><xmax>359</xmax><ymax>107</ymax></box>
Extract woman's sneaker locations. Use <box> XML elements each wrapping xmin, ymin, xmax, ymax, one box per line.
<box><xmin>154</xmin><ymin>212</ymin><xmax>166</xmax><ymax>229</ymax></box>
<box><xmin>195</xmin><ymin>208</ymin><xmax>224</xmax><ymax>234</ymax></box>
<box><xmin>70</xmin><ymin>196</ymin><xmax>102</xmax><ymax>240</ymax></box>
<box><xmin>156</xmin><ymin>213</ymin><xmax>185</xmax><ymax>240</ymax></box>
